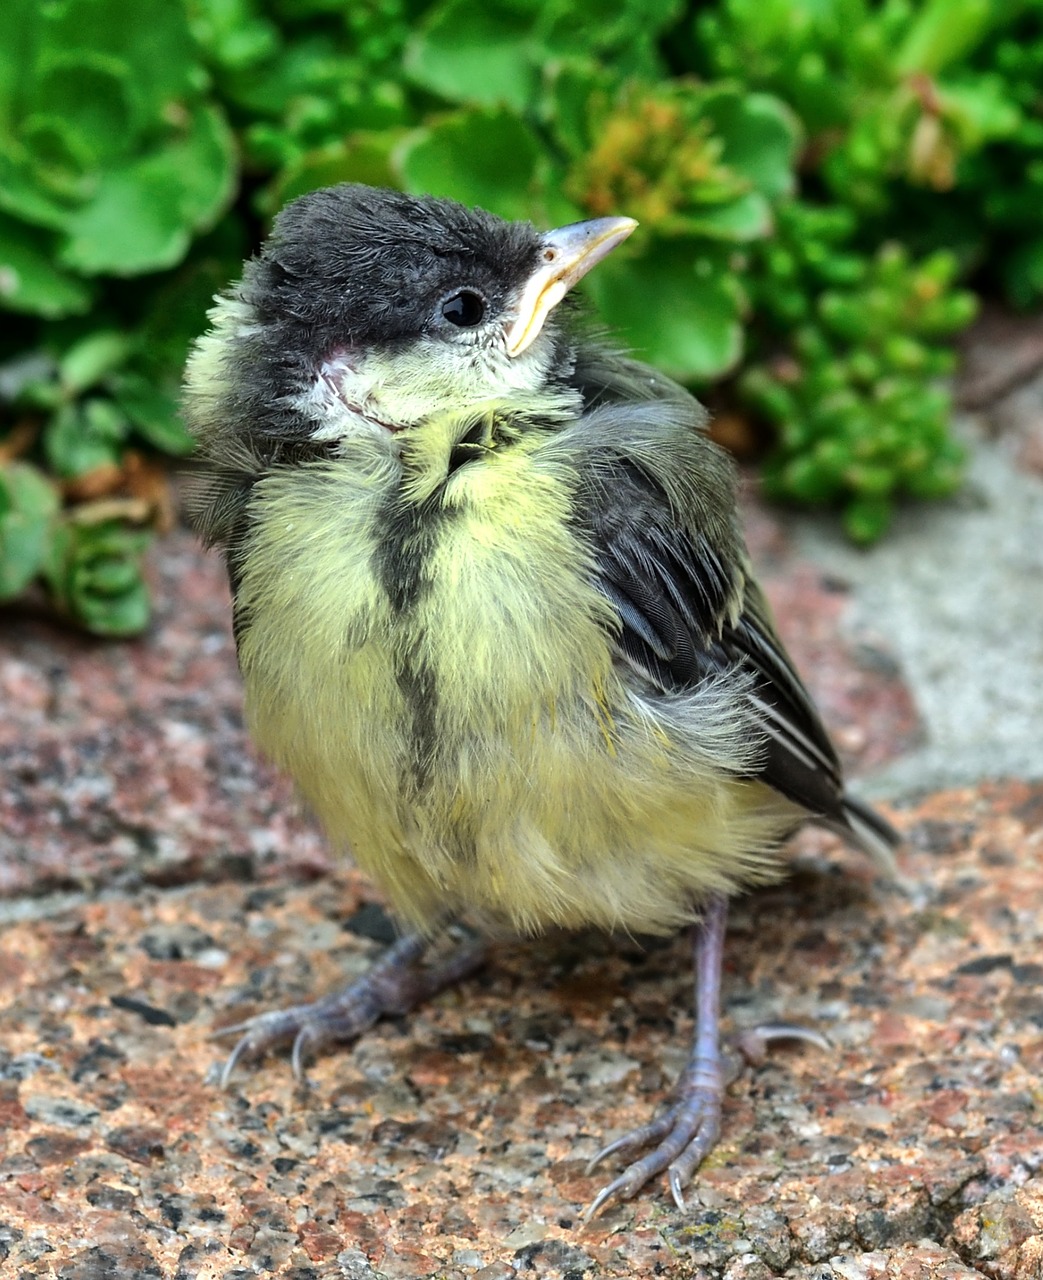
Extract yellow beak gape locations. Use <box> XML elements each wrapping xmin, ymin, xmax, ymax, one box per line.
<box><xmin>504</xmin><ymin>216</ymin><xmax>638</xmax><ymax>358</ymax></box>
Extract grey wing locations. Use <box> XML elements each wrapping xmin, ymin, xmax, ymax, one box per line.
<box><xmin>565</xmin><ymin>349</ymin><xmax>900</xmax><ymax>864</ymax></box>
<box><xmin>582</xmin><ymin>453</ymin><xmax>850</xmax><ymax>824</ymax></box>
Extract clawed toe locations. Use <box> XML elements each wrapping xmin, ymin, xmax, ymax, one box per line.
<box><xmin>214</xmin><ymin>1002</ymin><xmax>334</xmax><ymax>1088</ymax></box>
<box><xmin>211</xmin><ymin>931</ymin><xmax>489</xmax><ymax>1090</ymax></box>
<box><xmin>584</xmin><ymin>1087</ymin><xmax>723</xmax><ymax>1220</ymax></box>
<box><xmin>582</xmin><ymin>899</ymin><xmax>836</xmax><ymax>1220</ymax></box>
<box><xmin>734</xmin><ymin>1020</ymin><xmax>830</xmax><ymax>1066</ymax></box>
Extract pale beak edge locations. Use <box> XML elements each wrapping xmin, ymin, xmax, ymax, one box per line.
<box><xmin>504</xmin><ymin>216</ymin><xmax>638</xmax><ymax>359</ymax></box>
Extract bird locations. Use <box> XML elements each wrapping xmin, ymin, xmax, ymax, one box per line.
<box><xmin>182</xmin><ymin>182</ymin><xmax>900</xmax><ymax>1215</ymax></box>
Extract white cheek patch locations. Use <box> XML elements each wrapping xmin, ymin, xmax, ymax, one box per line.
<box><xmin>298</xmin><ymin>330</ymin><xmax>565</xmax><ymax>443</ymax></box>
<box><xmin>298</xmin><ymin>352</ymin><xmax>396</xmax><ymax>444</ymax></box>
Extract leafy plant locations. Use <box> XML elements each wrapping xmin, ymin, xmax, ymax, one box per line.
<box><xmin>2</xmin><ymin>0</ymin><xmax>1040</xmax><ymax>633</ymax></box>
<box><xmin>0</xmin><ymin>0</ymin><xmax>235</xmax><ymax>633</ymax></box>
<box><xmin>696</xmin><ymin>0</ymin><xmax>1043</xmax><ymax>297</ymax></box>
<box><xmin>743</xmin><ymin>203</ymin><xmax>975</xmax><ymax>541</ymax></box>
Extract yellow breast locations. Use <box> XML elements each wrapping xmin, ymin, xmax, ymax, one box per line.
<box><xmin>234</xmin><ymin>442</ymin><xmax>794</xmax><ymax>936</ymax></box>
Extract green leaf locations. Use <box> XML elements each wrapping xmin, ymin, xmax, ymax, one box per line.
<box><xmin>44</xmin><ymin>397</ymin><xmax>130</xmax><ymax>479</ymax></box>
<box><xmin>59</xmin><ymin>103</ymin><xmax>237</xmax><ymax>276</ymax></box>
<box><xmin>28</xmin><ymin>53</ymin><xmax>134</xmax><ymax>169</ymax></box>
<box><xmin>189</xmin><ymin>0</ymin><xmax>280</xmax><ymax>73</ymax></box>
<box><xmin>541</xmin><ymin>58</ymin><xmax>605</xmax><ymax>155</ymax></box>
<box><xmin>43</xmin><ymin>516</ymin><xmax>152</xmax><ymax>637</ymax></box>
<box><xmin>668</xmin><ymin>191</ymin><xmax>773</xmax><ymax>242</ymax></box>
<box><xmin>585</xmin><ymin>241</ymin><xmax>746</xmax><ymax>381</ymax></box>
<box><xmin>262</xmin><ymin>130</ymin><xmax>404</xmax><ymax>214</ymax></box>
<box><xmin>843</xmin><ymin>495</ymin><xmax>892</xmax><ymax>544</ymax></box>
<box><xmin>0</xmin><ymin>211</ymin><xmax>92</xmax><ymax>317</ymax></box>
<box><xmin>133</xmin><ymin>223</ymin><xmax>250</xmax><ymax>377</ymax></box>
<box><xmin>0</xmin><ymin>0</ymin><xmax>39</xmax><ymax>134</ymax></box>
<box><xmin>0</xmin><ymin>461</ymin><xmax>60</xmax><ymax>599</ymax></box>
<box><xmin>60</xmin><ymin>165</ymin><xmax>184</xmax><ymax>276</ymax></box>
<box><xmin>539</xmin><ymin>0</ymin><xmax>678</xmax><ymax>78</ymax></box>
<box><xmin>701</xmin><ymin>88</ymin><xmax>801</xmax><ymax>200</ymax></box>
<box><xmin>396</xmin><ymin>108</ymin><xmax>544</xmax><ymax>222</ymax></box>
<box><xmin>938</xmin><ymin>77</ymin><xmax>1021</xmax><ymax>150</ymax></box>
<box><xmin>110</xmin><ymin>372</ymin><xmax>194</xmax><ymax>455</ymax></box>
<box><xmin>0</xmin><ymin>136</ymin><xmax>87</xmax><ymax>230</ymax></box>
<box><xmin>894</xmin><ymin>0</ymin><xmax>995</xmax><ymax>76</ymax></box>
<box><xmin>405</xmin><ymin>0</ymin><xmax>540</xmax><ymax>111</ymax></box>
<box><xmin>59</xmin><ymin>331</ymin><xmax>132</xmax><ymax>395</ymax></box>
<box><xmin>40</xmin><ymin>0</ymin><xmax>200</xmax><ymax>132</ymax></box>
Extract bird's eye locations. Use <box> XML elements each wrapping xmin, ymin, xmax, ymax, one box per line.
<box><xmin>441</xmin><ymin>290</ymin><xmax>486</xmax><ymax>327</ymax></box>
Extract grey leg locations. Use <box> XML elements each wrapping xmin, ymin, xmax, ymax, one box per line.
<box><xmin>585</xmin><ymin>895</ymin><xmax>827</xmax><ymax>1217</ymax></box>
<box><xmin>215</xmin><ymin>928</ymin><xmax>488</xmax><ymax>1086</ymax></box>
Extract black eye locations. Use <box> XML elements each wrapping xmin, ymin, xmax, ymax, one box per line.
<box><xmin>441</xmin><ymin>290</ymin><xmax>485</xmax><ymax>327</ymax></box>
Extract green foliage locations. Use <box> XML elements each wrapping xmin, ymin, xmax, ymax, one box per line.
<box><xmin>743</xmin><ymin>204</ymin><xmax>976</xmax><ymax>540</ymax></box>
<box><xmin>0</xmin><ymin>0</ymin><xmax>235</xmax><ymax>290</ymax></box>
<box><xmin>0</xmin><ymin>460</ymin><xmax>60</xmax><ymax>598</ymax></box>
<box><xmin>696</xmin><ymin>0</ymin><xmax>1041</xmax><ymax>281</ymax></box>
<box><xmin>2</xmin><ymin>0</ymin><xmax>1041</xmax><ymax>631</ymax></box>
<box><xmin>44</xmin><ymin>514</ymin><xmax>152</xmax><ymax>637</ymax></box>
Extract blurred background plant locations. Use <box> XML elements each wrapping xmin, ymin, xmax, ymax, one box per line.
<box><xmin>1</xmin><ymin>0</ymin><xmax>1039</xmax><ymax>634</ymax></box>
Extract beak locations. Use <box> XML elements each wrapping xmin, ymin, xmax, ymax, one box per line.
<box><xmin>504</xmin><ymin>216</ymin><xmax>638</xmax><ymax>358</ymax></box>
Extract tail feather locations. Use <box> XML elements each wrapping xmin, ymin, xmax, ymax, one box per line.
<box><xmin>823</xmin><ymin>793</ymin><xmax>903</xmax><ymax>884</ymax></box>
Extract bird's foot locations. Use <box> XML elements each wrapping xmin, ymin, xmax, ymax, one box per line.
<box><xmin>584</xmin><ymin>1054</ymin><xmax>724</xmax><ymax>1220</ymax></box>
<box><xmin>584</xmin><ymin>1021</ymin><xmax>829</xmax><ymax>1219</ymax></box>
<box><xmin>213</xmin><ymin>932</ymin><xmax>486</xmax><ymax>1087</ymax></box>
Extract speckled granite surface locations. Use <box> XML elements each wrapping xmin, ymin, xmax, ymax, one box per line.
<box><xmin>1</xmin><ymin>775</ymin><xmax>1041</xmax><ymax>1279</ymax></box>
<box><xmin>2</xmin><ymin>341</ymin><xmax>1042</xmax><ymax>1276</ymax></box>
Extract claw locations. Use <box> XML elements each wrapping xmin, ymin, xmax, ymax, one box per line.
<box><xmin>291</xmin><ymin>1025</ymin><xmax>318</xmax><ymax>1081</ymax></box>
<box><xmin>668</xmin><ymin>1168</ymin><xmax>687</xmax><ymax>1213</ymax></box>
<box><xmin>582</xmin><ymin>1180</ymin><xmax>623</xmax><ymax>1225</ymax></box>
<box><xmin>586</xmin><ymin>1113</ymin><xmax>675</xmax><ymax>1175</ymax></box>
<box><xmin>219</xmin><ymin>1032</ymin><xmax>254</xmax><ymax>1089</ymax></box>
<box><xmin>582</xmin><ymin>1084</ymin><xmax>724</xmax><ymax>1220</ymax></box>
<box><xmin>209</xmin><ymin>930</ymin><xmax>488</xmax><ymax>1091</ymax></box>
<box><xmin>735</xmin><ymin>1021</ymin><xmax>831</xmax><ymax>1066</ymax></box>
<box><xmin>211</xmin><ymin>1018</ymin><xmax>253</xmax><ymax>1041</ymax></box>
<box><xmin>581</xmin><ymin>896</ymin><xmax>839</xmax><ymax>1218</ymax></box>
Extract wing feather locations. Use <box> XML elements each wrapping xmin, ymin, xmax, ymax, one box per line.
<box><xmin>566</xmin><ymin>352</ymin><xmax>858</xmax><ymax>827</ymax></box>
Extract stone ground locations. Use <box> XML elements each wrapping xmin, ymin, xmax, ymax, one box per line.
<box><xmin>1</xmin><ymin>312</ymin><xmax>1041</xmax><ymax>1279</ymax></box>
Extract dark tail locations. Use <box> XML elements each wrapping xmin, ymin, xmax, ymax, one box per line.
<box><xmin>825</xmin><ymin>793</ymin><xmax>903</xmax><ymax>882</ymax></box>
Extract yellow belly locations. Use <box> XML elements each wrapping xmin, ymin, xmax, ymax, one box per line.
<box><xmin>234</xmin><ymin>447</ymin><xmax>796</xmax><ymax>935</ymax></box>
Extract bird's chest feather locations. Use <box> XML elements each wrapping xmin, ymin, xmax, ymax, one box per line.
<box><xmin>232</xmin><ymin>448</ymin><xmax>786</xmax><ymax>933</ymax></box>
<box><xmin>234</xmin><ymin>450</ymin><xmax>616</xmax><ymax>830</ymax></box>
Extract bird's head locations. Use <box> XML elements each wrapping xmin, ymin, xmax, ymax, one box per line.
<box><xmin>184</xmin><ymin>184</ymin><xmax>635</xmax><ymax>459</ymax></box>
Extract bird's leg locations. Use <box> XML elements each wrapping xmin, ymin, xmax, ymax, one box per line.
<box><xmin>214</xmin><ymin>926</ymin><xmax>488</xmax><ymax>1087</ymax></box>
<box><xmin>585</xmin><ymin>894</ymin><xmax>827</xmax><ymax>1218</ymax></box>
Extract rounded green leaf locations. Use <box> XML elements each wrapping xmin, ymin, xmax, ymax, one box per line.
<box><xmin>44</xmin><ymin>516</ymin><xmax>152</xmax><ymax>637</ymax></box>
<box><xmin>0</xmin><ymin>461</ymin><xmax>60</xmax><ymax>599</ymax></box>
<box><xmin>41</xmin><ymin>0</ymin><xmax>200</xmax><ymax>132</ymax></box>
<box><xmin>44</xmin><ymin>397</ymin><xmax>130</xmax><ymax>479</ymax></box>
<box><xmin>29</xmin><ymin>53</ymin><xmax>134</xmax><ymax>168</ymax></box>
<box><xmin>110</xmin><ymin>372</ymin><xmax>194</xmax><ymax>455</ymax></box>
<box><xmin>59</xmin><ymin>103</ymin><xmax>237</xmax><ymax>277</ymax></box>
<box><xmin>669</xmin><ymin>191</ymin><xmax>773</xmax><ymax>242</ymax></box>
<box><xmin>0</xmin><ymin>211</ymin><xmax>92</xmax><ymax>316</ymax></box>
<box><xmin>701</xmin><ymin>88</ymin><xmax>801</xmax><ymax>200</ymax></box>
<box><xmin>59</xmin><ymin>331</ymin><xmax>132</xmax><ymax>395</ymax></box>
<box><xmin>396</xmin><ymin>108</ymin><xmax>543</xmax><ymax>222</ymax></box>
<box><xmin>843</xmin><ymin>496</ymin><xmax>893</xmax><ymax>544</ymax></box>
<box><xmin>263</xmin><ymin>131</ymin><xmax>403</xmax><ymax>214</ymax></box>
<box><xmin>405</xmin><ymin>0</ymin><xmax>540</xmax><ymax>111</ymax></box>
<box><xmin>585</xmin><ymin>241</ymin><xmax>746</xmax><ymax>382</ymax></box>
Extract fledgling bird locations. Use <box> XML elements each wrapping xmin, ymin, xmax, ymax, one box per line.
<box><xmin>183</xmin><ymin>183</ymin><xmax>899</xmax><ymax>1214</ymax></box>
